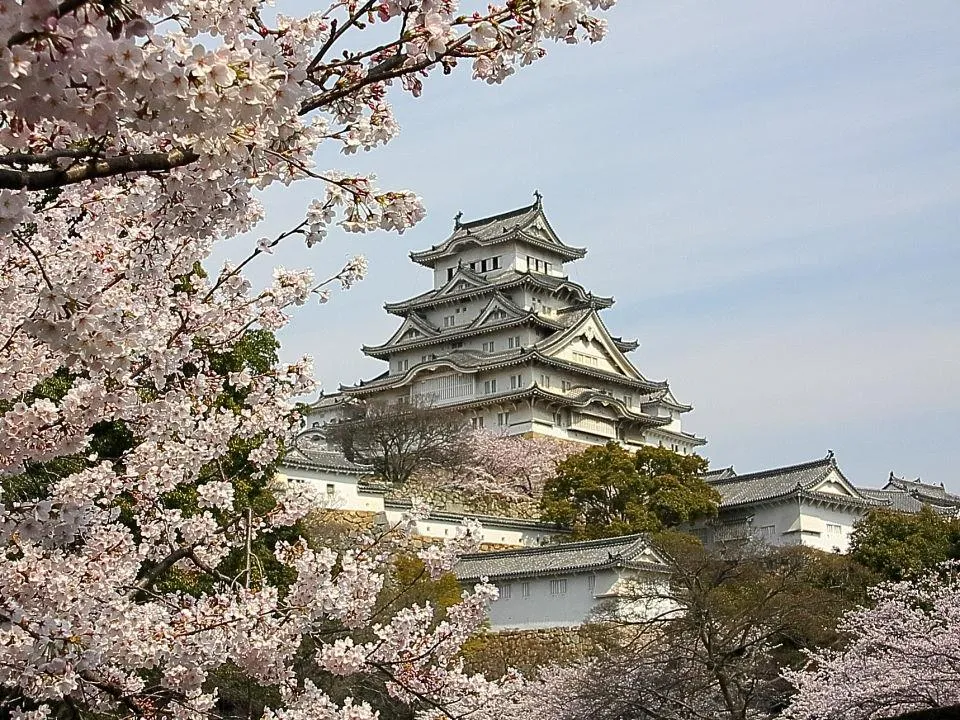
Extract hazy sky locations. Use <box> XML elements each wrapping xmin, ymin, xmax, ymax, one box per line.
<box><xmin>216</xmin><ymin>1</ymin><xmax>960</xmax><ymax>490</ymax></box>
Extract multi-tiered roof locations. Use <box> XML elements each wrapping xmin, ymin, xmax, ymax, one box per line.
<box><xmin>341</xmin><ymin>195</ymin><xmax>705</xmax><ymax>453</ymax></box>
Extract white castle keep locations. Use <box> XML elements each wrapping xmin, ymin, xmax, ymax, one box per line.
<box><xmin>327</xmin><ymin>194</ymin><xmax>705</xmax><ymax>455</ymax></box>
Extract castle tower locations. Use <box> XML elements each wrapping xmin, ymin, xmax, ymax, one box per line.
<box><xmin>339</xmin><ymin>195</ymin><xmax>705</xmax><ymax>454</ymax></box>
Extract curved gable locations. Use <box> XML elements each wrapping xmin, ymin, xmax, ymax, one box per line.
<box><xmin>539</xmin><ymin>311</ymin><xmax>644</xmax><ymax>380</ymax></box>
<box><xmin>469</xmin><ymin>293</ymin><xmax>530</xmax><ymax>330</ymax></box>
<box><xmin>363</xmin><ymin>314</ymin><xmax>439</xmax><ymax>353</ymax></box>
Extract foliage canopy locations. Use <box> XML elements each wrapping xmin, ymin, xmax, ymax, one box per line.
<box><xmin>540</xmin><ymin>443</ymin><xmax>719</xmax><ymax>538</ymax></box>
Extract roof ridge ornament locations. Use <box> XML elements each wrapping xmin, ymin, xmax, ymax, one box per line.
<box><xmin>454</xmin><ymin>210</ymin><xmax>463</xmax><ymax>229</ymax></box>
<box><xmin>533</xmin><ymin>189</ymin><xmax>542</xmax><ymax>205</ymax></box>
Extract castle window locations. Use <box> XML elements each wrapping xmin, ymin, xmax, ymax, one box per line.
<box><xmin>447</xmin><ymin>267</ymin><xmax>455</xmax><ymax>281</ymax></box>
<box><xmin>443</xmin><ymin>315</ymin><xmax>455</xmax><ymax>328</ymax></box>
<box><xmin>553</xmin><ymin>411</ymin><xmax>564</xmax><ymax>426</ymax></box>
<box><xmin>471</xmin><ymin>416</ymin><xmax>484</xmax><ymax>429</ymax></box>
<box><xmin>510</xmin><ymin>374</ymin><xmax>523</xmax><ymax>389</ymax></box>
<box><xmin>482</xmin><ymin>341</ymin><xmax>495</xmax><ymax>352</ymax></box>
<box><xmin>755</xmin><ymin>525</ymin><xmax>777</xmax><ymax>542</ymax></box>
<box><xmin>498</xmin><ymin>412</ymin><xmax>510</xmax><ymax>427</ymax></box>
<box><xmin>483</xmin><ymin>379</ymin><xmax>497</xmax><ymax>394</ymax></box>
<box><xmin>480</xmin><ymin>257</ymin><xmax>501</xmax><ymax>272</ymax></box>
<box><xmin>508</xmin><ymin>335</ymin><xmax>522</xmax><ymax>349</ymax></box>
<box><xmin>572</xmin><ymin>351</ymin><xmax>600</xmax><ymax>368</ymax></box>
<box><xmin>521</xmin><ymin>582</ymin><xmax>530</xmax><ymax>598</ymax></box>
<box><xmin>539</xmin><ymin>374</ymin><xmax>551</xmax><ymax>388</ymax></box>
<box><xmin>325</xmin><ymin>483</ymin><xmax>335</xmax><ymax>496</ymax></box>
<box><xmin>588</xmin><ymin>574</ymin><xmax>596</xmax><ymax>595</ymax></box>
<box><xmin>549</xmin><ymin>578</ymin><xmax>567</xmax><ymax>596</ymax></box>
<box><xmin>624</xmin><ymin>395</ymin><xmax>633</xmax><ymax>407</ymax></box>
<box><xmin>561</xmin><ymin>380</ymin><xmax>571</xmax><ymax>391</ymax></box>
<box><xmin>498</xmin><ymin>583</ymin><xmax>512</xmax><ymax>600</ymax></box>
<box><xmin>396</xmin><ymin>359</ymin><xmax>409</xmax><ymax>372</ymax></box>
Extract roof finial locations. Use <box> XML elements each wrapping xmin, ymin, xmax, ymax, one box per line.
<box><xmin>533</xmin><ymin>189</ymin><xmax>542</xmax><ymax>205</ymax></box>
<box><xmin>826</xmin><ymin>449</ymin><xmax>835</xmax><ymax>460</ymax></box>
<box><xmin>454</xmin><ymin>210</ymin><xmax>463</xmax><ymax>228</ymax></box>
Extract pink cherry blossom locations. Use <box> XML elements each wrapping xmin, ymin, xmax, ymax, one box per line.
<box><xmin>785</xmin><ymin>565</ymin><xmax>960</xmax><ymax>720</ymax></box>
<box><xmin>0</xmin><ymin>0</ymin><xmax>619</xmax><ymax>717</ymax></box>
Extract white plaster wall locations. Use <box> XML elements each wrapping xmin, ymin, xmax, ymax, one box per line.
<box><xmin>484</xmin><ymin>571</ymin><xmax>608</xmax><ymax>630</ymax></box>
<box><xmin>610</xmin><ymin>571</ymin><xmax>677</xmax><ymax>624</ymax></box>
<box><xmin>642</xmin><ymin>428</ymin><xmax>696</xmax><ymax>456</ymax></box>
<box><xmin>432</xmin><ymin>246</ymin><xmax>508</xmax><ymax>287</ymax></box>
<box><xmin>797</xmin><ymin>502</ymin><xmax>864</xmax><ymax>553</ymax></box>
<box><xmin>712</xmin><ymin>500</ymin><xmax>863</xmax><ymax>553</ymax></box>
<box><xmin>483</xmin><ymin>568</ymin><xmax>671</xmax><ymax>630</ymax></box>
<box><xmin>738</xmin><ymin>502</ymin><xmax>803</xmax><ymax>547</ymax></box>
<box><xmin>278</xmin><ymin>468</ymin><xmax>384</xmax><ymax>513</ymax></box>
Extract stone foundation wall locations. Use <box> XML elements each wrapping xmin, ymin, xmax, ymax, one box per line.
<box><xmin>462</xmin><ymin>625</ymin><xmax>619</xmax><ymax>678</ymax></box>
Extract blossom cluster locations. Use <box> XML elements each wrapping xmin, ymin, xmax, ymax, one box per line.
<box><xmin>785</xmin><ymin>565</ymin><xmax>960</xmax><ymax>720</ymax></box>
<box><xmin>0</xmin><ymin>0</ymin><xmax>617</xmax><ymax>718</ymax></box>
<box><xmin>459</xmin><ymin>430</ymin><xmax>580</xmax><ymax>499</ymax></box>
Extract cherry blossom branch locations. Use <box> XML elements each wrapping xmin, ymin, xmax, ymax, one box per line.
<box><xmin>0</xmin><ymin>148</ymin><xmax>199</xmax><ymax>190</ymax></box>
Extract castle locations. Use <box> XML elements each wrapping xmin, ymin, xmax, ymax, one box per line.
<box><xmin>289</xmin><ymin>196</ymin><xmax>957</xmax><ymax>631</ymax></box>
<box><xmin>317</xmin><ymin>194</ymin><xmax>704</xmax><ymax>456</ymax></box>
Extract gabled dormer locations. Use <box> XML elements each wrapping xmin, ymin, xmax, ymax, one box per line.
<box><xmin>539</xmin><ymin>311</ymin><xmax>645</xmax><ymax>380</ymax></box>
<box><xmin>469</xmin><ymin>293</ymin><xmax>530</xmax><ymax>330</ymax></box>
<box><xmin>433</xmin><ymin>265</ymin><xmax>491</xmax><ymax>296</ymax></box>
<box><xmin>361</xmin><ymin>314</ymin><xmax>439</xmax><ymax>358</ymax></box>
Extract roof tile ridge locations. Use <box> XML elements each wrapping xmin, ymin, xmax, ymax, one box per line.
<box><xmin>458</xmin><ymin>533</ymin><xmax>644</xmax><ymax>560</ymax></box>
<box><xmin>719</xmin><ymin>456</ymin><xmax>834</xmax><ymax>483</ymax></box>
<box><xmin>459</xmin><ymin>201</ymin><xmax>538</xmax><ymax>230</ymax></box>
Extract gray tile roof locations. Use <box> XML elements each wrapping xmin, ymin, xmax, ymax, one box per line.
<box><xmin>884</xmin><ymin>473</ymin><xmax>960</xmax><ymax>503</ymax></box>
<box><xmin>409</xmin><ymin>200</ymin><xmax>587</xmax><ymax>266</ymax></box>
<box><xmin>383</xmin><ymin>499</ymin><xmax>570</xmax><ymax>534</ymax></box>
<box><xmin>280</xmin><ymin>432</ymin><xmax>372</xmax><ymax>475</ymax></box>
<box><xmin>384</xmin><ymin>270</ymin><xmax>613</xmax><ymax>314</ymax></box>
<box><xmin>705</xmin><ymin>467</ymin><xmax>737</xmax><ymax>482</ymax></box>
<box><xmin>858</xmin><ymin>489</ymin><xmax>925</xmax><ymax>514</ymax></box>
<box><xmin>706</xmin><ymin>454</ymin><xmax>880</xmax><ymax>509</ymax></box>
<box><xmin>856</xmin><ymin>474</ymin><xmax>960</xmax><ymax>514</ymax></box>
<box><xmin>454</xmin><ymin>534</ymin><xmax>667</xmax><ymax>582</ymax></box>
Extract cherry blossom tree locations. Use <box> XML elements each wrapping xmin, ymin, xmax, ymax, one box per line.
<box><xmin>785</xmin><ymin>565</ymin><xmax>960</xmax><ymax>720</ymax></box>
<box><xmin>0</xmin><ymin>0</ymin><xmax>619</xmax><ymax>718</ymax></box>
<box><xmin>458</xmin><ymin>430</ymin><xmax>578</xmax><ymax>500</ymax></box>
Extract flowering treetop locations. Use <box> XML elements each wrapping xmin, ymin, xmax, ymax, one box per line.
<box><xmin>785</xmin><ymin>566</ymin><xmax>960</xmax><ymax>720</ymax></box>
<box><xmin>0</xmin><ymin>0</ymin><xmax>618</xmax><ymax>718</ymax></box>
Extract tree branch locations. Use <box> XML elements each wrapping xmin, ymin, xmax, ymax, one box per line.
<box><xmin>129</xmin><ymin>545</ymin><xmax>196</xmax><ymax>599</ymax></box>
<box><xmin>0</xmin><ymin>149</ymin><xmax>199</xmax><ymax>190</ymax></box>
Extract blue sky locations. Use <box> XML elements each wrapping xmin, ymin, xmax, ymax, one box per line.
<box><xmin>218</xmin><ymin>1</ymin><xmax>960</xmax><ymax>489</ymax></box>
